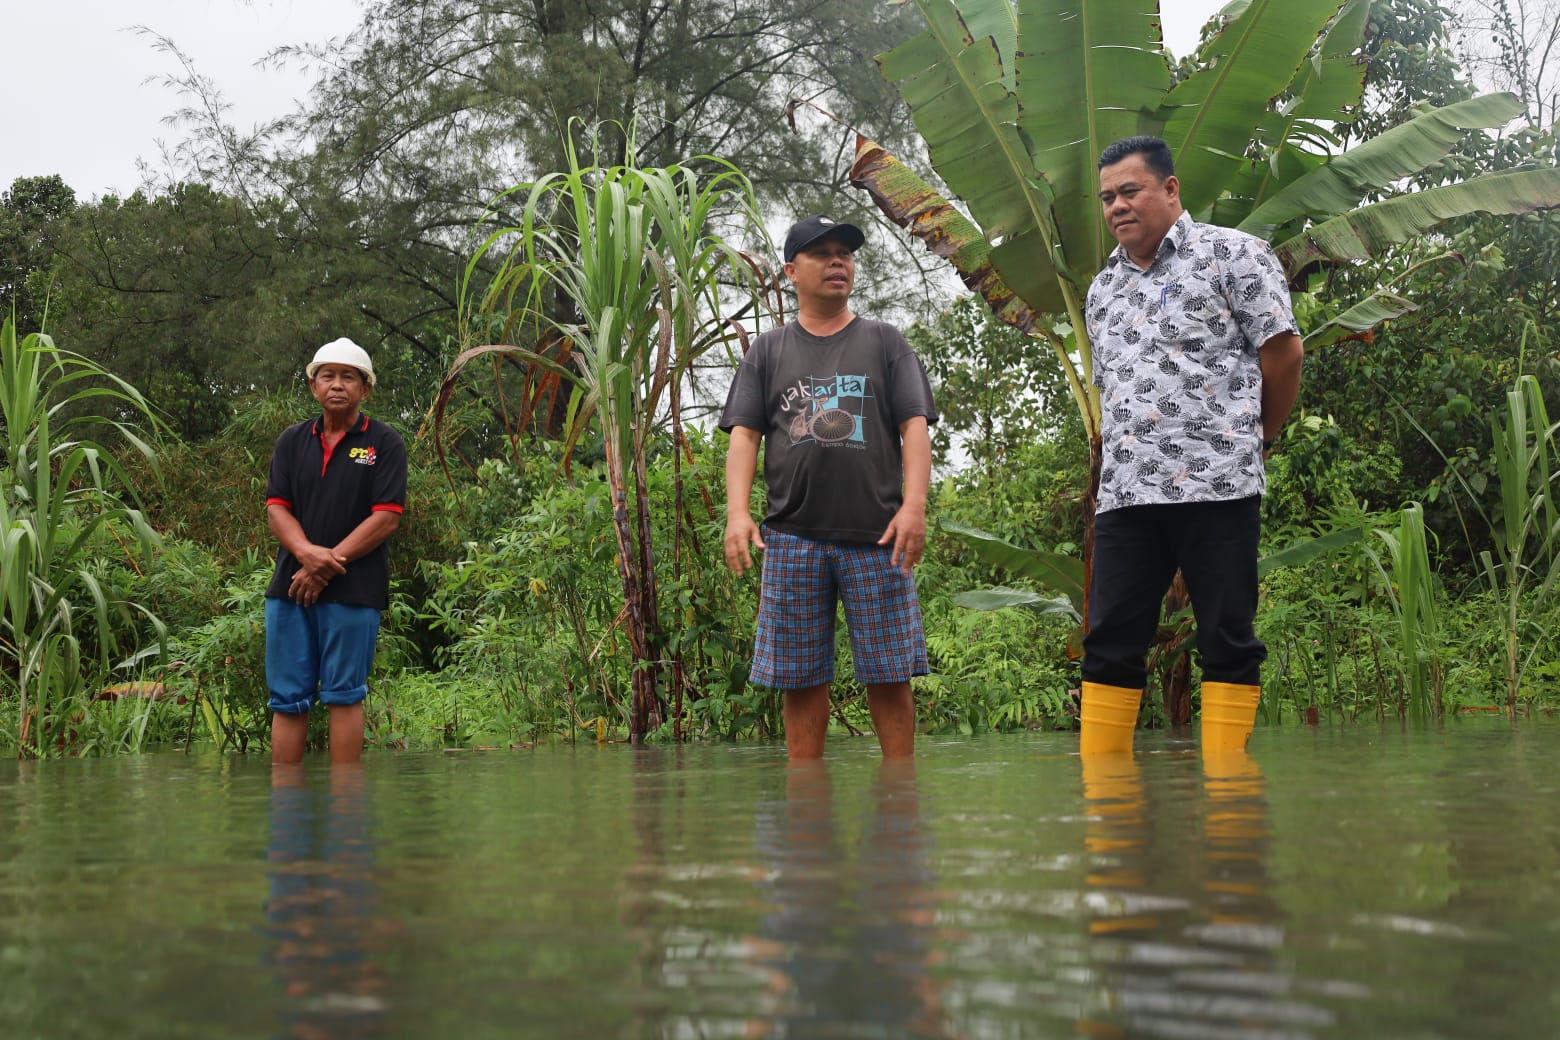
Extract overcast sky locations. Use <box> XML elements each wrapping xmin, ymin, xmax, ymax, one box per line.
<box><xmin>6</xmin><ymin>0</ymin><xmax>1232</xmax><ymax>201</ymax></box>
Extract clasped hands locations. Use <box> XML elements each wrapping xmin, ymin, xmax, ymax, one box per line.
<box><xmin>288</xmin><ymin>543</ymin><xmax>347</xmax><ymax>606</ymax></box>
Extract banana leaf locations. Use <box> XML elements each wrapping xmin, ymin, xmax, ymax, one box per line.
<box><xmin>1162</xmin><ymin>0</ymin><xmax>1345</xmax><ymax>215</ymax></box>
<box><xmin>952</xmin><ymin>587</ymin><xmax>1079</xmax><ymax>620</ymax></box>
<box><xmin>879</xmin><ymin>1</ymin><xmax>1045</xmax><ymax>242</ymax></box>
<box><xmin>1015</xmin><ymin>0</ymin><xmax>1171</xmax><ymax>275</ymax></box>
<box><xmin>1303</xmin><ymin>290</ymin><xmax>1418</xmax><ymax>350</ymax></box>
<box><xmin>941</xmin><ymin>519</ymin><xmax>1085</xmax><ymax>610</ymax></box>
<box><xmin>849</xmin><ymin>136</ymin><xmax>1049</xmax><ymax>328</ymax></box>
<box><xmin>1257</xmin><ymin>526</ymin><xmax>1364</xmax><ymax>577</ymax></box>
<box><xmin>1275</xmin><ymin>168</ymin><xmax>1560</xmax><ymax>272</ymax></box>
<box><xmin>1244</xmin><ymin>93</ymin><xmax>1527</xmax><ymax>236</ymax></box>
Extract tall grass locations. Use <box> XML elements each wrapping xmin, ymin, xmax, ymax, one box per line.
<box><xmin>1366</xmin><ymin>503</ymin><xmax>1443</xmax><ymax>722</ymax></box>
<box><xmin>1480</xmin><ymin>371</ymin><xmax>1560</xmax><ymax>712</ymax></box>
<box><xmin>0</xmin><ymin>317</ymin><xmax>163</xmax><ymax>756</ymax></box>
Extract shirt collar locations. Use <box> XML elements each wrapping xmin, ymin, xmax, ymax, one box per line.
<box><xmin>1105</xmin><ymin>210</ymin><xmax>1195</xmax><ymax>271</ymax></box>
<box><xmin>1161</xmin><ymin>210</ymin><xmax>1194</xmax><ymax>251</ymax></box>
<box><xmin>309</xmin><ymin>414</ymin><xmax>370</xmax><ymax>437</ymax></box>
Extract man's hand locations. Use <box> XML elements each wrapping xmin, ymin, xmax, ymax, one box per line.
<box><xmin>879</xmin><ymin>502</ymin><xmax>927</xmax><ymax>575</ymax></box>
<box><xmin>294</xmin><ymin>542</ymin><xmax>348</xmax><ymax>581</ymax></box>
<box><xmin>288</xmin><ymin>569</ymin><xmax>331</xmax><ymax>606</ymax></box>
<box><xmin>724</xmin><ymin>513</ymin><xmax>766</xmax><ymax>576</ymax></box>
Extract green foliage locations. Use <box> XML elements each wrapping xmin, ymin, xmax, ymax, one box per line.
<box><xmin>917</xmin><ymin>603</ymin><xmax>1077</xmax><ymax>734</ymax></box>
<box><xmin>164</xmin><ymin>561</ymin><xmax>272</xmax><ymax>754</ymax></box>
<box><xmin>939</xmin><ymin>521</ymin><xmax>1084</xmax><ymax>616</ymax></box>
<box><xmin>1364</xmin><ymin>502</ymin><xmax>1444</xmax><ymax>721</ymax></box>
<box><xmin>405</xmin><ymin>430</ymin><xmax>758</xmax><ymax>747</ymax></box>
<box><xmin>1478</xmin><ymin>369</ymin><xmax>1560</xmax><ymax>709</ymax></box>
<box><xmin>906</xmin><ymin>295</ymin><xmax>1072</xmax><ymax>475</ymax></box>
<box><xmin>34</xmin><ymin>185</ymin><xmax>421</xmax><ymax>440</ymax></box>
<box><xmin>859</xmin><ymin>0</ymin><xmax>1560</xmax><ymax>451</ymax></box>
<box><xmin>0</xmin><ymin>175</ymin><xmax>76</xmax><ymax>335</ymax></box>
<box><xmin>1258</xmin><ymin>502</ymin><xmax>1410</xmax><ymax>723</ymax></box>
<box><xmin>0</xmin><ymin>318</ymin><xmax>165</xmax><ymax>756</ymax></box>
<box><xmin>287</xmin><ymin>0</ymin><xmax>921</xmax><ymax>215</ymax></box>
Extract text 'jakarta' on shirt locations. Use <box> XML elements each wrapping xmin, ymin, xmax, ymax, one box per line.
<box><xmin>1085</xmin><ymin>211</ymin><xmax>1297</xmax><ymax>514</ymax></box>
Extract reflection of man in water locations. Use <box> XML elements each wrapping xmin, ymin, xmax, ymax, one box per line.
<box><xmin>1076</xmin><ymin>752</ymin><xmax>1334</xmax><ymax>1038</ymax></box>
<box><xmin>744</xmin><ymin>761</ymin><xmax>949</xmax><ymax>1037</ymax></box>
<box><xmin>264</xmin><ymin>764</ymin><xmax>387</xmax><ymax>1038</ymax></box>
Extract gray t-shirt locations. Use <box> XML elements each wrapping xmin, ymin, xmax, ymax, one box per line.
<box><xmin>1085</xmin><ymin>212</ymin><xmax>1298</xmax><ymax>514</ymax></box>
<box><xmin>719</xmin><ymin>317</ymin><xmax>938</xmax><ymax>543</ymax></box>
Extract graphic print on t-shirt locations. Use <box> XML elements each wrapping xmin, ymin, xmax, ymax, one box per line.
<box><xmin>780</xmin><ymin>372</ymin><xmax>870</xmax><ymax>448</ymax></box>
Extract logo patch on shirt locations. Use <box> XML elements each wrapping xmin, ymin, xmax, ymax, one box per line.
<box><xmin>349</xmin><ymin>446</ymin><xmax>377</xmax><ymax>465</ymax></box>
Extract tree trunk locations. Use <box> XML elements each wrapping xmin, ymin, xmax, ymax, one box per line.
<box><xmin>631</xmin><ymin>426</ymin><xmax>667</xmax><ymax>741</ymax></box>
<box><xmin>1080</xmin><ymin>435</ymin><xmax>1101</xmax><ymax>641</ymax></box>
<box><xmin>604</xmin><ymin>435</ymin><xmax>657</xmax><ymax>743</ymax></box>
<box><xmin>1162</xmin><ymin>572</ymin><xmax>1194</xmax><ymax>727</ymax></box>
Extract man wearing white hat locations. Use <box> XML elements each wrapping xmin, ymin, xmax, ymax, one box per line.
<box><xmin>264</xmin><ymin>337</ymin><xmax>407</xmax><ymax>764</ymax></box>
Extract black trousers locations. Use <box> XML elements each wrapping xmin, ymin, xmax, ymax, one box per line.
<box><xmin>1082</xmin><ymin>496</ymin><xmax>1266</xmax><ymax>689</ymax></box>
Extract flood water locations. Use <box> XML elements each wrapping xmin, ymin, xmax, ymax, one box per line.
<box><xmin>2</xmin><ymin>723</ymin><xmax>1558</xmax><ymax>1038</ymax></box>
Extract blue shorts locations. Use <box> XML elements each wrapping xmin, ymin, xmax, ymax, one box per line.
<box><xmin>265</xmin><ymin>599</ymin><xmax>382</xmax><ymax>714</ymax></box>
<box><xmin>751</xmin><ymin>528</ymin><xmax>928</xmax><ymax>689</ymax></box>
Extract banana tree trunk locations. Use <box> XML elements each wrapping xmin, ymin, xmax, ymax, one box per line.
<box><xmin>1081</xmin><ymin>435</ymin><xmax>1101</xmax><ymax>645</ymax></box>
<box><xmin>1162</xmin><ymin>574</ymin><xmax>1194</xmax><ymax>727</ymax></box>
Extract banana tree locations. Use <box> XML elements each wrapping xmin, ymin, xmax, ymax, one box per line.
<box><xmin>826</xmin><ymin>0</ymin><xmax>1560</xmax><ymax>704</ymax></box>
<box><xmin>440</xmin><ymin>125</ymin><xmax>771</xmax><ymax>743</ymax></box>
<box><xmin>855</xmin><ymin>0</ymin><xmax>1560</xmax><ymax>403</ymax></box>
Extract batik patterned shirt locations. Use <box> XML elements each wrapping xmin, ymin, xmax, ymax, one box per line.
<box><xmin>1085</xmin><ymin>212</ymin><xmax>1297</xmax><ymax>514</ymax></box>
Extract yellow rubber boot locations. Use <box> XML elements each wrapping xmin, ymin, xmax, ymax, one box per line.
<box><xmin>1200</xmin><ymin>681</ymin><xmax>1261</xmax><ymax>753</ymax></box>
<box><xmin>1079</xmin><ymin>681</ymin><xmax>1143</xmax><ymax>755</ymax></box>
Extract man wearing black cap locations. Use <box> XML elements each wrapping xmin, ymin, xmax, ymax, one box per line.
<box><xmin>720</xmin><ymin>215</ymin><xmax>939</xmax><ymax>759</ymax></box>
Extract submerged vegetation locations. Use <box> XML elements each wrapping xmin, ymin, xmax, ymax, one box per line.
<box><xmin>1</xmin><ymin>0</ymin><xmax>1558</xmax><ymax>756</ymax></box>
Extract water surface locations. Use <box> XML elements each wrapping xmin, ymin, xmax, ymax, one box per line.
<box><xmin>2</xmin><ymin>723</ymin><xmax>1557</xmax><ymax>1038</ymax></box>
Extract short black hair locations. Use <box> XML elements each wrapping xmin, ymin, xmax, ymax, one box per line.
<box><xmin>1098</xmin><ymin>136</ymin><xmax>1175</xmax><ymax>179</ymax></box>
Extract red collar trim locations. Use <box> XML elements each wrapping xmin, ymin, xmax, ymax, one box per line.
<box><xmin>311</xmin><ymin>414</ymin><xmax>371</xmax><ymax>476</ymax></box>
<box><xmin>309</xmin><ymin>413</ymin><xmax>370</xmax><ymax>437</ymax></box>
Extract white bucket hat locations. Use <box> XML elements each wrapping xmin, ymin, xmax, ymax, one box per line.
<box><xmin>306</xmin><ymin>337</ymin><xmax>376</xmax><ymax>387</ymax></box>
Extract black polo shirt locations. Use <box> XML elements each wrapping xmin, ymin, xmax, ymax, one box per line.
<box><xmin>264</xmin><ymin>413</ymin><xmax>407</xmax><ymax>609</ymax></box>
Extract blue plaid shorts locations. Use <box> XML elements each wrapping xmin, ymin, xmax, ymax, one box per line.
<box><xmin>750</xmin><ymin>528</ymin><xmax>928</xmax><ymax>689</ymax></box>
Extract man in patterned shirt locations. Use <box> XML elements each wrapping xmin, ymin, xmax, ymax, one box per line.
<box><xmin>1079</xmin><ymin>136</ymin><xmax>1304</xmax><ymax>756</ymax></box>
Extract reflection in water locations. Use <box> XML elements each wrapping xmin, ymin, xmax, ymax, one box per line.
<box><xmin>746</xmin><ymin>761</ymin><xmax>950</xmax><ymax>1038</ymax></box>
<box><xmin>1077</xmin><ymin>752</ymin><xmax>1333</xmax><ymax>1039</ymax></box>
<box><xmin>264</xmin><ymin>765</ymin><xmax>387</xmax><ymax>1039</ymax></box>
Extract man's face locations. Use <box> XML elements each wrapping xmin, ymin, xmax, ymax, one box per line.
<box><xmin>310</xmin><ymin>363</ymin><xmax>370</xmax><ymax>415</ymax></box>
<box><xmin>784</xmin><ymin>234</ymin><xmax>856</xmax><ymax>304</ymax></box>
<box><xmin>1098</xmin><ymin>154</ymin><xmax>1182</xmax><ymax>262</ymax></box>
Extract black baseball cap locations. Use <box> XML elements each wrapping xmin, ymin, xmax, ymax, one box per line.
<box><xmin>783</xmin><ymin>214</ymin><xmax>866</xmax><ymax>262</ymax></box>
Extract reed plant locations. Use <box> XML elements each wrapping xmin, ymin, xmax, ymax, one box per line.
<box><xmin>441</xmin><ymin>121</ymin><xmax>770</xmax><ymax>741</ymax></box>
<box><xmin>1393</xmin><ymin>325</ymin><xmax>1560</xmax><ymax>714</ymax></box>
<box><xmin>1365</xmin><ymin>503</ymin><xmax>1444</xmax><ymax>722</ymax></box>
<box><xmin>0</xmin><ymin>318</ymin><xmax>163</xmax><ymax>756</ymax></box>
<box><xmin>1480</xmin><ymin>370</ymin><xmax>1560</xmax><ymax>712</ymax></box>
